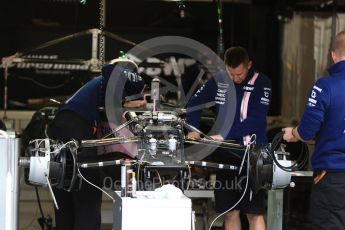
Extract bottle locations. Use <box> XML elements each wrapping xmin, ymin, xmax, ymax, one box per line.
<box><xmin>120</xmin><ymin>164</ymin><xmax>127</xmax><ymax>197</ymax></box>
<box><xmin>121</xmin><ymin>160</ymin><xmax>133</xmax><ymax>197</ymax></box>
<box><xmin>131</xmin><ymin>172</ymin><xmax>137</xmax><ymax>198</ymax></box>
<box><xmin>126</xmin><ymin>168</ymin><xmax>133</xmax><ymax>197</ymax></box>
<box><xmin>151</xmin><ymin>77</ymin><xmax>160</xmax><ymax>111</ymax></box>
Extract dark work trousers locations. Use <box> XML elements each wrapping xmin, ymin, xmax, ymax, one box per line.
<box><xmin>310</xmin><ymin>172</ymin><xmax>345</xmax><ymax>230</ymax></box>
<box><xmin>48</xmin><ymin>111</ymin><xmax>102</xmax><ymax>230</ymax></box>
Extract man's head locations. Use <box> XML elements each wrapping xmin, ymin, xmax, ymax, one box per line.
<box><xmin>109</xmin><ymin>58</ymin><xmax>139</xmax><ymax>70</ymax></box>
<box><xmin>331</xmin><ymin>31</ymin><xmax>345</xmax><ymax>63</ymax></box>
<box><xmin>224</xmin><ymin>47</ymin><xmax>252</xmax><ymax>84</ymax></box>
<box><xmin>102</xmin><ymin>58</ymin><xmax>145</xmax><ymax>100</ymax></box>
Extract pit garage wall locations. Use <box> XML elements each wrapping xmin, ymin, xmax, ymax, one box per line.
<box><xmin>281</xmin><ymin>13</ymin><xmax>345</xmax><ymax>119</ymax></box>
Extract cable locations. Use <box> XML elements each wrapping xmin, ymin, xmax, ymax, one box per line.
<box><xmin>35</xmin><ymin>187</ymin><xmax>44</xmax><ymax>226</ymax></box>
<box><xmin>184</xmin><ymin>139</ymin><xmax>244</xmax><ymax>159</ymax></box>
<box><xmin>269</xmin><ymin>132</ymin><xmax>309</xmax><ymax>172</ymax></box>
<box><xmin>77</xmin><ymin>167</ymin><xmax>114</xmax><ymax>201</ymax></box>
<box><xmin>207</xmin><ymin>135</ymin><xmax>254</xmax><ymax>230</ymax></box>
<box><xmin>19</xmin><ymin>204</ymin><xmax>39</xmax><ymax>230</ymax></box>
<box><xmin>155</xmin><ymin>170</ymin><xmax>163</xmax><ymax>186</ymax></box>
<box><xmin>216</xmin><ymin>0</ymin><xmax>224</xmax><ymax>56</ymax></box>
<box><xmin>19</xmin><ymin>186</ymin><xmax>40</xmax><ymax>230</ymax></box>
<box><xmin>136</xmin><ymin>152</ymin><xmax>146</xmax><ymax>190</ymax></box>
<box><xmin>50</xmin><ymin>140</ymin><xmax>79</xmax><ymax>155</ymax></box>
<box><xmin>35</xmin><ymin>186</ymin><xmax>53</xmax><ymax>230</ymax></box>
<box><xmin>239</xmin><ymin>134</ymin><xmax>256</xmax><ymax>175</ymax></box>
<box><xmin>99</xmin><ymin>0</ymin><xmax>106</xmax><ymax>65</ymax></box>
<box><xmin>29</xmin><ymin>139</ymin><xmax>79</xmax><ymax>165</ymax></box>
<box><xmin>17</xmin><ymin>76</ymin><xmax>66</xmax><ymax>89</ymax></box>
<box><xmin>81</xmin><ymin>136</ymin><xmax>140</xmax><ymax>148</ymax></box>
<box><xmin>186</xmin><ymin>164</ymin><xmax>192</xmax><ymax>190</ymax></box>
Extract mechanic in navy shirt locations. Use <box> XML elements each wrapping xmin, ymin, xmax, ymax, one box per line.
<box><xmin>187</xmin><ymin>47</ymin><xmax>271</xmax><ymax>230</ymax></box>
<box><xmin>283</xmin><ymin>30</ymin><xmax>345</xmax><ymax>230</ymax></box>
<box><xmin>48</xmin><ymin>58</ymin><xmax>145</xmax><ymax>230</ymax></box>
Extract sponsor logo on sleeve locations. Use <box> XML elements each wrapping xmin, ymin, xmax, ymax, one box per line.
<box><xmin>307</xmin><ymin>87</ymin><xmax>322</xmax><ymax>107</ymax></box>
<box><xmin>124</xmin><ymin>70</ymin><xmax>142</xmax><ymax>82</ymax></box>
<box><xmin>215</xmin><ymin>83</ymin><xmax>229</xmax><ymax>105</ymax></box>
<box><xmin>260</xmin><ymin>88</ymin><xmax>271</xmax><ymax>105</ymax></box>
<box><xmin>194</xmin><ymin>85</ymin><xmax>205</xmax><ymax>97</ymax></box>
<box><xmin>313</xmin><ymin>85</ymin><xmax>322</xmax><ymax>92</ymax></box>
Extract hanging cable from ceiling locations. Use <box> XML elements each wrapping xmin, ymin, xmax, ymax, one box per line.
<box><xmin>99</xmin><ymin>0</ymin><xmax>106</xmax><ymax>67</ymax></box>
<box><xmin>216</xmin><ymin>0</ymin><xmax>224</xmax><ymax>57</ymax></box>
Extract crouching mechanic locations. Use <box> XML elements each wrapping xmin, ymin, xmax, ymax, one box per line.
<box><xmin>48</xmin><ymin>58</ymin><xmax>145</xmax><ymax>230</ymax></box>
<box><xmin>186</xmin><ymin>47</ymin><xmax>271</xmax><ymax>230</ymax></box>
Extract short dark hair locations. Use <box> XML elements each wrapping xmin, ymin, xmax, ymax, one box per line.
<box><xmin>332</xmin><ymin>31</ymin><xmax>345</xmax><ymax>57</ymax></box>
<box><xmin>224</xmin><ymin>47</ymin><xmax>250</xmax><ymax>68</ymax></box>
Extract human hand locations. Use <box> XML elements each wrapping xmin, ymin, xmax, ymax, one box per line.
<box><xmin>187</xmin><ymin>131</ymin><xmax>200</xmax><ymax>139</ymax></box>
<box><xmin>210</xmin><ymin>134</ymin><xmax>224</xmax><ymax>141</ymax></box>
<box><xmin>282</xmin><ymin>127</ymin><xmax>298</xmax><ymax>142</ymax></box>
<box><xmin>123</xmin><ymin>100</ymin><xmax>147</xmax><ymax>108</ymax></box>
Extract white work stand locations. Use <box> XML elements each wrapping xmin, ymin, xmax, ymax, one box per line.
<box><xmin>184</xmin><ymin>190</ymin><xmax>214</xmax><ymax>230</ymax></box>
<box><xmin>113</xmin><ymin>191</ymin><xmax>193</xmax><ymax>230</ymax></box>
<box><xmin>266</xmin><ymin>171</ymin><xmax>312</xmax><ymax>230</ymax></box>
<box><xmin>0</xmin><ymin>136</ymin><xmax>20</xmax><ymax>230</ymax></box>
